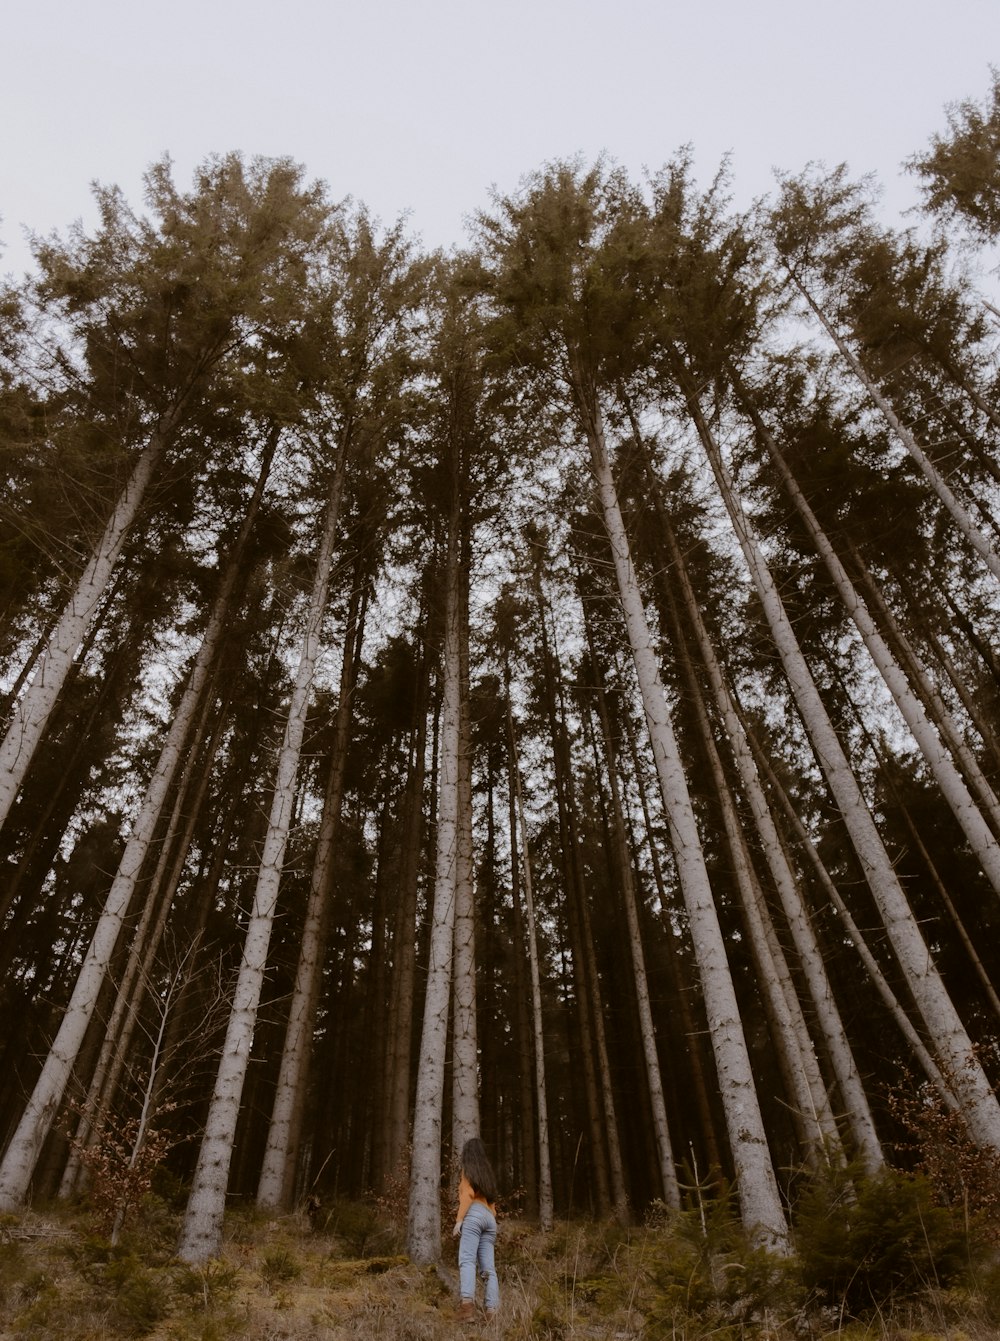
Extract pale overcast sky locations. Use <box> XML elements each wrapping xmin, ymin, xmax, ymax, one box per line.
<box><xmin>1</xmin><ymin>0</ymin><xmax>997</xmax><ymax>277</ymax></box>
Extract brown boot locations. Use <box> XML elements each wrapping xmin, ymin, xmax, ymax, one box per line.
<box><xmin>457</xmin><ymin>1299</ymin><xmax>475</xmax><ymax>1322</ymax></box>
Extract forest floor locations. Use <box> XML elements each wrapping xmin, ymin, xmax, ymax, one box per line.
<box><xmin>1</xmin><ymin>1193</ymin><xmax>999</xmax><ymax>1341</ymax></box>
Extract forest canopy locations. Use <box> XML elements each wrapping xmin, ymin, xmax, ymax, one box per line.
<box><xmin>2</xmin><ymin>73</ymin><xmax>1000</xmax><ymax>1267</ymax></box>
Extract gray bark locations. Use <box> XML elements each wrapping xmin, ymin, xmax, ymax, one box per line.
<box><xmin>575</xmin><ymin>365</ymin><xmax>788</xmax><ymax>1249</ymax></box>
<box><xmin>0</xmin><ymin>422</ymin><xmax>174</xmax><ymax>831</ymax></box>
<box><xmin>746</xmin><ymin>398</ymin><xmax>1000</xmax><ymax>894</ymax></box>
<box><xmin>688</xmin><ymin>393</ymin><xmax>998</xmax><ymax>1144</ymax></box>
<box><xmin>256</xmin><ymin>578</ymin><xmax>368</xmax><ymax>1209</ymax></box>
<box><xmin>661</xmin><ymin>513</ymin><xmax>882</xmax><ymax>1171</ymax></box>
<box><xmin>177</xmin><ymin>457</ymin><xmax>346</xmax><ymax>1263</ymax></box>
<box><xmin>451</xmin><ymin>598</ymin><xmax>480</xmax><ymax>1151</ymax></box>
<box><xmin>506</xmin><ymin>696</ymin><xmax>554</xmax><ymax>1231</ymax></box>
<box><xmin>406</xmin><ymin>526</ymin><xmax>462</xmax><ymax>1264</ymax></box>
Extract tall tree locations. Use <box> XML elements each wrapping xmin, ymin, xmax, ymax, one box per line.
<box><xmin>0</xmin><ymin>156</ymin><xmax>331</xmax><ymax>833</ymax></box>
<box><xmin>771</xmin><ymin>171</ymin><xmax>1000</xmax><ymax>586</ymax></box>
<box><xmin>255</xmin><ymin>216</ymin><xmax>424</xmax><ymax>1211</ymax></box>
<box><xmin>478</xmin><ymin>164</ymin><xmax>788</xmax><ymax>1247</ymax></box>
<box><xmin>908</xmin><ymin>70</ymin><xmax>1000</xmax><ymax>243</ymax></box>
<box><xmin>407</xmin><ymin>280</ymin><xmax>483</xmax><ymax>1263</ymax></box>
<box><xmin>0</xmin><ymin>151</ymin><xmax>339</xmax><ymax>1210</ymax></box>
<box><xmin>502</xmin><ymin>655</ymin><xmax>554</xmax><ymax>1229</ymax></box>
<box><xmin>679</xmin><ymin>384</ymin><xmax>1000</xmax><ymax>1153</ymax></box>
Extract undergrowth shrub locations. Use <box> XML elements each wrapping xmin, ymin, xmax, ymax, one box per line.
<box><xmin>10</xmin><ymin>1282</ymin><xmax>67</xmax><ymax>1339</ymax></box>
<box><xmin>320</xmin><ymin>1198</ymin><xmax>391</xmax><ymax>1255</ymax></box>
<box><xmin>261</xmin><ymin>1245</ymin><xmax>302</xmax><ymax>1286</ymax></box>
<box><xmin>889</xmin><ymin>1062</ymin><xmax>1000</xmax><ymax>1238</ymax></box>
<box><xmin>102</xmin><ymin>1254</ymin><xmax>170</xmax><ymax>1335</ymax></box>
<box><xmin>645</xmin><ymin>1190</ymin><xmax>802</xmax><ymax>1339</ymax></box>
<box><xmin>794</xmin><ymin>1162</ymin><xmax>978</xmax><ymax>1316</ymax></box>
<box><xmin>66</xmin><ymin>1103</ymin><xmax>178</xmax><ymax>1244</ymax></box>
<box><xmin>173</xmin><ymin>1256</ymin><xmax>242</xmax><ymax>1307</ymax></box>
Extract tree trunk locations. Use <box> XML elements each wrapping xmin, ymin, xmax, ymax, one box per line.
<box><xmin>256</xmin><ymin>574</ymin><xmax>368</xmax><ymax>1210</ymax></box>
<box><xmin>177</xmin><ymin>451</ymin><xmax>346</xmax><ymax>1263</ymax></box>
<box><xmin>614</xmin><ymin>380</ymin><xmax>880</xmax><ymax>1169</ymax></box>
<box><xmin>895</xmin><ymin>793</ymin><xmax>1000</xmax><ymax>1021</ymax></box>
<box><xmin>684</xmin><ymin>391</ymin><xmax>993</xmax><ymax>1137</ymax></box>
<box><xmin>573</xmin><ymin>364</ymin><xmax>788</xmax><ymax>1248</ymax></box>
<box><xmin>0</xmin><ymin>432</ymin><xmax>271</xmax><ymax>1211</ymax></box>
<box><xmin>917</xmin><ymin>620</ymin><xmax>1000</xmax><ymax>778</ymax></box>
<box><xmin>529</xmin><ymin>548</ymin><xmax>613</xmax><ymax>1216</ymax></box>
<box><xmin>575</xmin><ymin>846</ymin><xmax>631</xmax><ymax>1224</ymax></box>
<box><xmin>451</xmin><ymin>586</ymin><xmax>480</xmax><ymax>1150</ymax></box>
<box><xmin>657</xmin><ymin>506</ymin><xmax>882</xmax><ymax>1171</ymax></box>
<box><xmin>745</xmin><ymin>723</ymin><xmax>959</xmax><ymax>1108</ymax></box>
<box><xmin>382</xmin><ymin>637</ymin><xmax>430</xmax><ymax>1184</ymax></box>
<box><xmin>663</xmin><ymin>595</ymin><xmax>842</xmax><ymax>1168</ymax></box>
<box><xmin>59</xmin><ymin>673</ymin><xmax>224</xmax><ymax>1197</ymax></box>
<box><xmin>789</xmin><ymin>272</ymin><xmax>1000</xmax><ymax>585</ymax></box>
<box><xmin>616</xmin><ymin>699</ymin><xmax>726</xmax><ymax>1173</ymax></box>
<box><xmin>503</xmin><ymin>723</ymin><xmax>538</xmax><ymax>1214</ymax></box>
<box><xmin>843</xmin><ymin>542</ymin><xmax>1000</xmax><ymax>830</ymax></box>
<box><xmin>0</xmin><ymin>590</ymin><xmax>133</xmax><ymax>937</ymax></box>
<box><xmin>407</xmin><ymin>522</ymin><xmax>462</xmax><ymax>1264</ymax></box>
<box><xmin>505</xmin><ymin>688</ymin><xmax>554</xmax><ymax>1230</ymax></box>
<box><xmin>0</xmin><ymin>419</ymin><xmax>176</xmax><ymax>831</ymax></box>
<box><xmin>738</xmin><ymin>385</ymin><xmax>1000</xmax><ymax>892</ymax></box>
<box><xmin>580</xmin><ymin>603</ymin><xmax>681</xmax><ymax>1207</ymax></box>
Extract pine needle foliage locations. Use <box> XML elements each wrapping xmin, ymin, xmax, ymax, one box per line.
<box><xmin>794</xmin><ymin>1162</ymin><xmax>978</xmax><ymax>1316</ymax></box>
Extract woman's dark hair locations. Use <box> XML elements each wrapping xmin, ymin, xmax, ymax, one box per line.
<box><xmin>461</xmin><ymin>1137</ymin><xmax>498</xmax><ymax>1204</ymax></box>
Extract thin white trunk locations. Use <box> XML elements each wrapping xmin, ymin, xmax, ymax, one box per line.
<box><xmin>62</xmin><ymin>438</ymin><xmax>280</xmax><ymax>1197</ymax></box>
<box><xmin>109</xmin><ymin>949</ymin><xmax>191</xmax><ymax>1245</ymax></box>
<box><xmin>691</xmin><ymin>398</ymin><xmax>1000</xmax><ymax>1149</ymax></box>
<box><xmin>685</xmin><ymin>658</ymin><xmax>841</xmax><ymax>1165</ymax></box>
<box><xmin>176</xmin><ymin>464</ymin><xmax>345</xmax><ymax>1263</ymax></box>
<box><xmin>898</xmin><ymin>801</ymin><xmax>1000</xmax><ymax>1020</ymax></box>
<box><xmin>451</xmin><ymin>603</ymin><xmax>480</xmax><ymax>1150</ymax></box>
<box><xmin>506</xmin><ymin>700</ymin><xmax>554</xmax><ymax>1231</ymax></box>
<box><xmin>617</xmin><ymin>694</ymin><xmax>728</xmax><ymax>1170</ymax></box>
<box><xmin>407</xmin><ymin>531</ymin><xmax>461</xmax><ymax>1264</ymax></box>
<box><xmin>846</xmin><ymin>549</ymin><xmax>1000</xmax><ymax>830</ymax></box>
<box><xmin>750</xmin><ymin>404</ymin><xmax>1000</xmax><ymax>894</ymax></box>
<box><xmin>0</xmin><ymin>424</ymin><xmax>173</xmax><ymax>831</ymax></box>
<box><xmin>532</xmin><ymin>567</ymin><xmax>612</xmax><ymax>1214</ymax></box>
<box><xmin>384</xmin><ymin>655</ymin><xmax>429</xmax><ymax>1180</ymax></box>
<box><xmin>257</xmin><ymin>583</ymin><xmax>366</xmax><ymax>1210</ymax></box>
<box><xmin>748</xmin><ymin>726</ymin><xmax>959</xmax><ymax>1109</ymax></box>
<box><xmin>663</xmin><ymin>518</ymin><xmax>882</xmax><ymax>1170</ymax></box>
<box><xmin>609</xmin><ymin>792</ymin><xmax>680</xmax><ymax>1206</ymax></box>
<box><xmin>106</xmin><ymin>702</ymin><xmax>225</xmax><ymax>1096</ymax></box>
<box><xmin>576</xmin><ymin>372</ymin><xmax>788</xmax><ymax>1249</ymax></box>
<box><xmin>578</xmin><ymin>880</ymin><xmax>631</xmax><ymax>1223</ymax></box>
<box><xmin>254</xmin><ymin>813</ymin><xmax>333</xmax><ymax>1213</ymax></box>
<box><xmin>753</xmin><ymin>864</ymin><xmax>840</xmax><ymax>1156</ymax></box>
<box><xmin>921</xmin><ymin>621</ymin><xmax>1000</xmax><ymax>779</ymax></box>
<box><xmin>548</xmin><ymin>605</ymin><xmax>629</xmax><ymax>1222</ymax></box>
<box><xmin>60</xmin><ymin>715</ymin><xmax>209</xmax><ymax>1198</ymax></box>
<box><xmin>0</xmin><ymin>538</ymin><xmax>228</xmax><ymax>1211</ymax></box>
<box><xmin>581</xmin><ymin>627</ymin><xmax>680</xmax><ymax>1207</ymax></box>
<box><xmin>791</xmin><ymin>272</ymin><xmax>1000</xmax><ymax>585</ymax></box>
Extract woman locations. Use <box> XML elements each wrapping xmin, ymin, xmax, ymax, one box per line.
<box><xmin>452</xmin><ymin>1137</ymin><xmax>499</xmax><ymax>1321</ymax></box>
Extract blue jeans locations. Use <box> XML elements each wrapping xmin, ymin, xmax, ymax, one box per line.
<box><xmin>458</xmin><ymin>1201</ymin><xmax>498</xmax><ymax>1311</ymax></box>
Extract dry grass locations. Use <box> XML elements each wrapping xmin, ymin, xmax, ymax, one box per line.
<box><xmin>1</xmin><ymin>1198</ymin><xmax>998</xmax><ymax>1341</ymax></box>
